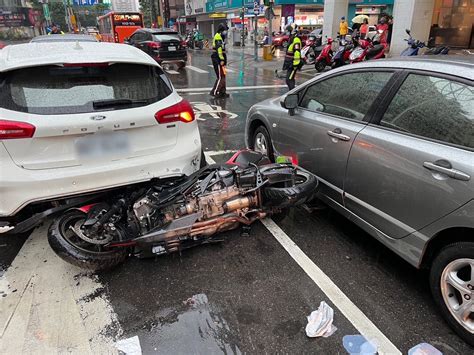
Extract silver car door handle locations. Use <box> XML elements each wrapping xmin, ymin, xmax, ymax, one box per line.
<box><xmin>327</xmin><ymin>130</ymin><xmax>351</xmax><ymax>141</ymax></box>
<box><xmin>423</xmin><ymin>162</ymin><xmax>471</xmax><ymax>181</ymax></box>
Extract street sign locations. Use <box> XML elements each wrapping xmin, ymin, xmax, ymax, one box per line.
<box><xmin>254</xmin><ymin>1</ymin><xmax>259</xmax><ymax>15</ymax></box>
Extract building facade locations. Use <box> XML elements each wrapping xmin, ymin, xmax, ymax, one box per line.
<box><xmin>179</xmin><ymin>0</ymin><xmax>472</xmax><ymax>51</ymax></box>
<box><xmin>112</xmin><ymin>0</ymin><xmax>139</xmax><ymax>12</ymax></box>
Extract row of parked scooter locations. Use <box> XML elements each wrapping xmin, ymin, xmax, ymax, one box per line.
<box><xmin>301</xmin><ymin>29</ymin><xmax>450</xmax><ymax>73</ymax></box>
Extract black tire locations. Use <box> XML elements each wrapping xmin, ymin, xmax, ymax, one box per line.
<box><xmin>315</xmin><ymin>60</ymin><xmax>326</xmax><ymax>72</ymax></box>
<box><xmin>251</xmin><ymin>125</ymin><xmax>274</xmax><ymax>161</ymax></box>
<box><xmin>48</xmin><ymin>210</ymin><xmax>128</xmax><ymax>272</ymax></box>
<box><xmin>429</xmin><ymin>242</ymin><xmax>474</xmax><ymax>346</ymax></box>
<box><xmin>263</xmin><ymin>169</ymin><xmax>318</xmax><ymax>208</ymax></box>
<box><xmin>178</xmin><ymin>62</ymin><xmax>186</xmax><ymax>69</ymax></box>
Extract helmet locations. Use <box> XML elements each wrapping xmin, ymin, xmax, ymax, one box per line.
<box><xmin>217</xmin><ymin>23</ymin><xmax>228</xmax><ymax>33</ymax></box>
<box><xmin>286</xmin><ymin>24</ymin><xmax>298</xmax><ymax>35</ymax></box>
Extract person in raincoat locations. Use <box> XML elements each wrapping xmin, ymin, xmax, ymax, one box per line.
<box><xmin>210</xmin><ymin>23</ymin><xmax>229</xmax><ymax>98</ymax></box>
<box><xmin>282</xmin><ymin>25</ymin><xmax>302</xmax><ymax>91</ymax></box>
<box><xmin>339</xmin><ymin>17</ymin><xmax>348</xmax><ymax>38</ymax></box>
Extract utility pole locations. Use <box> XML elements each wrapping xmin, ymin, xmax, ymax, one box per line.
<box><xmin>253</xmin><ymin>0</ymin><xmax>259</xmax><ymax>61</ymax></box>
<box><xmin>241</xmin><ymin>5</ymin><xmax>245</xmax><ymax>47</ymax></box>
<box><xmin>268</xmin><ymin>0</ymin><xmax>273</xmax><ymax>47</ymax></box>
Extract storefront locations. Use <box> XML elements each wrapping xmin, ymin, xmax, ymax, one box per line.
<box><xmin>0</xmin><ymin>7</ymin><xmax>43</xmax><ymax>38</ymax></box>
<box><xmin>430</xmin><ymin>0</ymin><xmax>474</xmax><ymax>48</ymax></box>
<box><xmin>276</xmin><ymin>0</ymin><xmax>324</xmax><ymax>31</ymax></box>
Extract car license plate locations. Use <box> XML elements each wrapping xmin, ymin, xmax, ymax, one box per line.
<box><xmin>75</xmin><ymin>132</ymin><xmax>130</xmax><ymax>160</ymax></box>
<box><xmin>168</xmin><ymin>46</ymin><xmax>176</xmax><ymax>51</ymax></box>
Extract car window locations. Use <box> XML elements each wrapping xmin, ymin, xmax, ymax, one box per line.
<box><xmin>0</xmin><ymin>64</ymin><xmax>173</xmax><ymax>115</ymax></box>
<box><xmin>153</xmin><ymin>33</ymin><xmax>182</xmax><ymax>41</ymax></box>
<box><xmin>381</xmin><ymin>74</ymin><xmax>474</xmax><ymax>149</ymax></box>
<box><xmin>299</xmin><ymin>71</ymin><xmax>392</xmax><ymax>121</ymax></box>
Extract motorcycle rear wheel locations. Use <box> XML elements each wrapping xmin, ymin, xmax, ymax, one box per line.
<box><xmin>263</xmin><ymin>169</ymin><xmax>318</xmax><ymax>208</ymax></box>
<box><xmin>315</xmin><ymin>60</ymin><xmax>326</xmax><ymax>72</ymax></box>
<box><xmin>48</xmin><ymin>210</ymin><xmax>128</xmax><ymax>271</ymax></box>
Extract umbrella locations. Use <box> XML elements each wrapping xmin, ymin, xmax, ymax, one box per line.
<box><xmin>352</xmin><ymin>15</ymin><xmax>369</xmax><ymax>24</ymax></box>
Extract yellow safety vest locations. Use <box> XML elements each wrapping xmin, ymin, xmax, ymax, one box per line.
<box><xmin>286</xmin><ymin>37</ymin><xmax>302</xmax><ymax>66</ymax></box>
<box><xmin>212</xmin><ymin>32</ymin><xmax>225</xmax><ymax>61</ymax></box>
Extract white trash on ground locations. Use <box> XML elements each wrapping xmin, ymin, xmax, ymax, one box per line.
<box><xmin>343</xmin><ymin>334</ymin><xmax>377</xmax><ymax>354</ymax></box>
<box><xmin>305</xmin><ymin>301</ymin><xmax>338</xmax><ymax>338</ymax></box>
<box><xmin>116</xmin><ymin>335</ymin><xmax>142</xmax><ymax>355</ymax></box>
<box><xmin>408</xmin><ymin>343</ymin><xmax>443</xmax><ymax>355</ymax></box>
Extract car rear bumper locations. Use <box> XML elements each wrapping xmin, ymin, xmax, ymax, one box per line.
<box><xmin>0</xmin><ymin>124</ymin><xmax>201</xmax><ymax>217</ymax></box>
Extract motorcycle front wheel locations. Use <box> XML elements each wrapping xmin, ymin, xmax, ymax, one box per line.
<box><xmin>263</xmin><ymin>169</ymin><xmax>318</xmax><ymax>208</ymax></box>
<box><xmin>48</xmin><ymin>210</ymin><xmax>129</xmax><ymax>271</ymax></box>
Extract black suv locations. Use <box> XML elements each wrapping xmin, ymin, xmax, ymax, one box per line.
<box><xmin>126</xmin><ymin>29</ymin><xmax>187</xmax><ymax>68</ymax></box>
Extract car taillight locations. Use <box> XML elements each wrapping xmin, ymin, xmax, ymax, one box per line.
<box><xmin>181</xmin><ymin>40</ymin><xmax>186</xmax><ymax>47</ymax></box>
<box><xmin>155</xmin><ymin>100</ymin><xmax>195</xmax><ymax>124</ymax></box>
<box><xmin>148</xmin><ymin>42</ymin><xmax>161</xmax><ymax>49</ymax></box>
<box><xmin>0</xmin><ymin>120</ymin><xmax>35</xmax><ymax>139</ymax></box>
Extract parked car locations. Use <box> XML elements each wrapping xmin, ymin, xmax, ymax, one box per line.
<box><xmin>30</xmin><ymin>34</ymin><xmax>99</xmax><ymax>43</ymax></box>
<box><xmin>126</xmin><ymin>29</ymin><xmax>187</xmax><ymax>69</ymax></box>
<box><xmin>245</xmin><ymin>57</ymin><xmax>474</xmax><ymax>345</ymax></box>
<box><xmin>272</xmin><ymin>29</ymin><xmax>311</xmax><ymax>48</ymax></box>
<box><xmin>0</xmin><ymin>41</ymin><xmax>202</xmax><ymax>230</ymax></box>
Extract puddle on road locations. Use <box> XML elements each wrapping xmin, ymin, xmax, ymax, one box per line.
<box><xmin>137</xmin><ymin>293</ymin><xmax>241</xmax><ymax>354</ymax></box>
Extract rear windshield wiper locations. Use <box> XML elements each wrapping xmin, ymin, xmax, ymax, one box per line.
<box><xmin>93</xmin><ymin>99</ymin><xmax>150</xmax><ymax>109</ymax></box>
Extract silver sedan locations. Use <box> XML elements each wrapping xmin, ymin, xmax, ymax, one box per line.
<box><xmin>245</xmin><ymin>56</ymin><xmax>474</xmax><ymax>345</ymax></box>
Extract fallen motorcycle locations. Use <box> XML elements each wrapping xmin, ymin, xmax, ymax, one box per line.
<box><xmin>48</xmin><ymin>150</ymin><xmax>318</xmax><ymax>271</ymax></box>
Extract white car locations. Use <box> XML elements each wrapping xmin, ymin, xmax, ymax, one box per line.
<box><xmin>0</xmin><ymin>42</ymin><xmax>202</xmax><ymax>231</ymax></box>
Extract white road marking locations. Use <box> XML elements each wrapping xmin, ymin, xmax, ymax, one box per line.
<box><xmin>204</xmin><ymin>151</ymin><xmax>401</xmax><ymax>355</ymax></box>
<box><xmin>261</xmin><ymin>218</ymin><xmax>401</xmax><ymax>355</ymax></box>
<box><xmin>177</xmin><ymin>84</ymin><xmax>286</xmax><ymax>93</ymax></box>
<box><xmin>191</xmin><ymin>102</ymin><xmax>238</xmax><ymax>121</ymax></box>
<box><xmin>207</xmin><ymin>64</ymin><xmax>235</xmax><ymax>72</ymax></box>
<box><xmin>165</xmin><ymin>69</ymin><xmax>180</xmax><ymax>75</ymax></box>
<box><xmin>0</xmin><ymin>224</ymin><xmax>121</xmax><ymax>353</ymax></box>
<box><xmin>186</xmin><ymin>65</ymin><xmax>209</xmax><ymax>74</ymax></box>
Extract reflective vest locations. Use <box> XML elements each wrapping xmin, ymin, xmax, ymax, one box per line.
<box><xmin>212</xmin><ymin>32</ymin><xmax>225</xmax><ymax>61</ymax></box>
<box><xmin>286</xmin><ymin>36</ymin><xmax>302</xmax><ymax>66</ymax></box>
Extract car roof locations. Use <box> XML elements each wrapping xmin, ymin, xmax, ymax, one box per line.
<box><xmin>335</xmin><ymin>56</ymin><xmax>474</xmax><ymax>81</ymax></box>
<box><xmin>0</xmin><ymin>42</ymin><xmax>158</xmax><ymax>72</ymax></box>
<box><xmin>31</xmin><ymin>34</ymin><xmax>98</xmax><ymax>43</ymax></box>
<box><xmin>141</xmin><ymin>28</ymin><xmax>178</xmax><ymax>34</ymax></box>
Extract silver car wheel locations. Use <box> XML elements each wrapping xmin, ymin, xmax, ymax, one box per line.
<box><xmin>254</xmin><ymin>132</ymin><xmax>268</xmax><ymax>156</ymax></box>
<box><xmin>441</xmin><ymin>258</ymin><xmax>474</xmax><ymax>333</ymax></box>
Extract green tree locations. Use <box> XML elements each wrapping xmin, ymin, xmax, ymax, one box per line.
<box><xmin>139</xmin><ymin>0</ymin><xmax>152</xmax><ymax>27</ymax></box>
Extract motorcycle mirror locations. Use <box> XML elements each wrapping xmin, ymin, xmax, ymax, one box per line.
<box><xmin>281</xmin><ymin>94</ymin><xmax>298</xmax><ymax>115</ymax></box>
<box><xmin>405</xmin><ymin>29</ymin><xmax>411</xmax><ymax>35</ymax></box>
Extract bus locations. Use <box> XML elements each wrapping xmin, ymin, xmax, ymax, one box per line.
<box><xmin>98</xmin><ymin>12</ymin><xmax>143</xmax><ymax>43</ymax></box>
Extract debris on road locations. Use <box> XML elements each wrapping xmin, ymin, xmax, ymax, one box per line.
<box><xmin>408</xmin><ymin>343</ymin><xmax>443</xmax><ymax>355</ymax></box>
<box><xmin>116</xmin><ymin>335</ymin><xmax>142</xmax><ymax>355</ymax></box>
<box><xmin>342</xmin><ymin>334</ymin><xmax>377</xmax><ymax>354</ymax></box>
<box><xmin>305</xmin><ymin>301</ymin><xmax>337</xmax><ymax>338</ymax></box>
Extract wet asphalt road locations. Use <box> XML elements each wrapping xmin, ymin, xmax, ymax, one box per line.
<box><xmin>1</xmin><ymin>47</ymin><xmax>472</xmax><ymax>354</ymax></box>
<box><xmin>105</xmin><ymin>48</ymin><xmax>472</xmax><ymax>354</ymax></box>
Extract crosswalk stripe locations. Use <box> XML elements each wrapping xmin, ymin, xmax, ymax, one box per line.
<box><xmin>186</xmin><ymin>65</ymin><xmax>209</xmax><ymax>74</ymax></box>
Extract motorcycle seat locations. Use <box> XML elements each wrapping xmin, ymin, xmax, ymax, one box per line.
<box><xmin>366</xmin><ymin>44</ymin><xmax>384</xmax><ymax>57</ymax></box>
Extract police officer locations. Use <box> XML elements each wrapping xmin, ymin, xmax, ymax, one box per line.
<box><xmin>210</xmin><ymin>23</ymin><xmax>229</xmax><ymax>98</ymax></box>
<box><xmin>283</xmin><ymin>25</ymin><xmax>302</xmax><ymax>91</ymax></box>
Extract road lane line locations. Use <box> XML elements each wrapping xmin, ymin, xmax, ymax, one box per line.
<box><xmin>177</xmin><ymin>84</ymin><xmax>286</xmax><ymax>93</ymax></box>
<box><xmin>186</xmin><ymin>65</ymin><xmax>209</xmax><ymax>73</ymax></box>
<box><xmin>261</xmin><ymin>218</ymin><xmax>401</xmax><ymax>355</ymax></box>
<box><xmin>0</xmin><ymin>224</ymin><xmax>122</xmax><ymax>353</ymax></box>
<box><xmin>205</xmin><ymin>151</ymin><xmax>400</xmax><ymax>355</ymax></box>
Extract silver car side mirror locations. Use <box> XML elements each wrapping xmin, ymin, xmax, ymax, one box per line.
<box><xmin>281</xmin><ymin>94</ymin><xmax>298</xmax><ymax>116</ymax></box>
